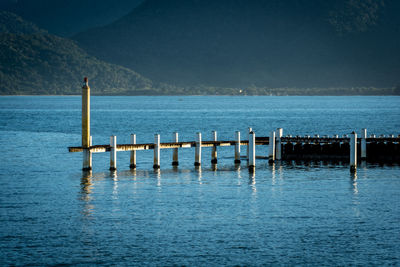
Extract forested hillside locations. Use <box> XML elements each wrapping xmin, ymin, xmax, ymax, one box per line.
<box><xmin>0</xmin><ymin>11</ymin><xmax>157</xmax><ymax>95</ymax></box>
<box><xmin>75</xmin><ymin>0</ymin><xmax>400</xmax><ymax>88</ymax></box>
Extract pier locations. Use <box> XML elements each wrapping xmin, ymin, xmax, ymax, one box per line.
<box><xmin>68</xmin><ymin>78</ymin><xmax>400</xmax><ymax>172</ymax></box>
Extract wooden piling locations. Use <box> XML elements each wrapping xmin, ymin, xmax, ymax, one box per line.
<box><xmin>130</xmin><ymin>134</ymin><xmax>136</xmax><ymax>169</ymax></box>
<box><xmin>82</xmin><ymin>77</ymin><xmax>90</xmax><ymax>148</ymax></box>
<box><xmin>110</xmin><ymin>135</ymin><xmax>117</xmax><ymax>171</ymax></box>
<box><xmin>211</xmin><ymin>131</ymin><xmax>218</xmax><ymax>164</ymax></box>
<box><xmin>268</xmin><ymin>131</ymin><xmax>276</xmax><ymax>163</ymax></box>
<box><xmin>195</xmin><ymin>132</ymin><xmax>202</xmax><ymax>166</ymax></box>
<box><xmin>276</xmin><ymin>128</ymin><xmax>283</xmax><ymax>160</ymax></box>
<box><xmin>350</xmin><ymin>132</ymin><xmax>357</xmax><ymax>172</ymax></box>
<box><xmin>248</xmin><ymin>131</ymin><xmax>255</xmax><ymax>172</ymax></box>
<box><xmin>172</xmin><ymin>132</ymin><xmax>179</xmax><ymax>166</ymax></box>
<box><xmin>154</xmin><ymin>134</ymin><xmax>160</xmax><ymax>169</ymax></box>
<box><xmin>82</xmin><ymin>77</ymin><xmax>91</xmax><ymax>171</ymax></box>
<box><xmin>247</xmin><ymin>127</ymin><xmax>252</xmax><ymax>160</ymax></box>
<box><xmin>361</xmin><ymin>128</ymin><xmax>367</xmax><ymax>160</ymax></box>
<box><xmin>235</xmin><ymin>131</ymin><xmax>241</xmax><ymax>163</ymax></box>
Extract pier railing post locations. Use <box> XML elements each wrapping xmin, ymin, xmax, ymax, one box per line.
<box><xmin>247</xmin><ymin>127</ymin><xmax>252</xmax><ymax>160</ymax></box>
<box><xmin>211</xmin><ymin>131</ymin><xmax>218</xmax><ymax>164</ymax></box>
<box><xmin>276</xmin><ymin>128</ymin><xmax>283</xmax><ymax>160</ymax></box>
<box><xmin>361</xmin><ymin>128</ymin><xmax>367</xmax><ymax>160</ymax></box>
<box><xmin>172</xmin><ymin>132</ymin><xmax>179</xmax><ymax>166</ymax></box>
<box><xmin>154</xmin><ymin>134</ymin><xmax>160</xmax><ymax>169</ymax></box>
<box><xmin>110</xmin><ymin>135</ymin><xmax>117</xmax><ymax>171</ymax></box>
<box><xmin>249</xmin><ymin>131</ymin><xmax>255</xmax><ymax>172</ymax></box>
<box><xmin>269</xmin><ymin>131</ymin><xmax>276</xmax><ymax>163</ymax></box>
<box><xmin>82</xmin><ymin>77</ymin><xmax>92</xmax><ymax>171</ymax></box>
<box><xmin>130</xmin><ymin>134</ymin><xmax>136</xmax><ymax>169</ymax></box>
<box><xmin>195</xmin><ymin>132</ymin><xmax>202</xmax><ymax>166</ymax></box>
<box><xmin>350</xmin><ymin>132</ymin><xmax>357</xmax><ymax>173</ymax></box>
<box><xmin>235</xmin><ymin>131</ymin><xmax>241</xmax><ymax>164</ymax></box>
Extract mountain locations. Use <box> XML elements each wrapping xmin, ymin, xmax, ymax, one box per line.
<box><xmin>0</xmin><ymin>11</ymin><xmax>156</xmax><ymax>95</ymax></box>
<box><xmin>0</xmin><ymin>10</ymin><xmax>46</xmax><ymax>34</ymax></box>
<box><xmin>0</xmin><ymin>0</ymin><xmax>145</xmax><ymax>37</ymax></box>
<box><xmin>74</xmin><ymin>0</ymin><xmax>400</xmax><ymax>88</ymax></box>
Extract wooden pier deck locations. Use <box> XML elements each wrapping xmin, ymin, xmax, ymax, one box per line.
<box><xmin>68</xmin><ymin>78</ymin><xmax>400</xmax><ymax>172</ymax></box>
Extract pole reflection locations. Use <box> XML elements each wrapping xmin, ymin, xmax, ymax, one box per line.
<box><xmin>236</xmin><ymin>164</ymin><xmax>242</xmax><ymax>185</ymax></box>
<box><xmin>111</xmin><ymin>170</ymin><xmax>118</xmax><ymax>199</ymax></box>
<box><xmin>154</xmin><ymin>169</ymin><xmax>161</xmax><ymax>188</ymax></box>
<box><xmin>351</xmin><ymin>171</ymin><xmax>358</xmax><ymax>195</ymax></box>
<box><xmin>80</xmin><ymin>170</ymin><xmax>94</xmax><ymax>217</ymax></box>
<box><xmin>195</xmin><ymin>166</ymin><xmax>202</xmax><ymax>184</ymax></box>
<box><xmin>212</xmin><ymin>163</ymin><xmax>217</xmax><ymax>172</ymax></box>
<box><xmin>249</xmin><ymin>170</ymin><xmax>256</xmax><ymax>193</ymax></box>
<box><xmin>271</xmin><ymin>162</ymin><xmax>276</xmax><ymax>185</ymax></box>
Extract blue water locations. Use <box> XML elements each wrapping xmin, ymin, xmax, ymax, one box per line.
<box><xmin>0</xmin><ymin>96</ymin><xmax>400</xmax><ymax>266</ymax></box>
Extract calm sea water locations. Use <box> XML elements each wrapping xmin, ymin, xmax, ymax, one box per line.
<box><xmin>0</xmin><ymin>96</ymin><xmax>400</xmax><ymax>266</ymax></box>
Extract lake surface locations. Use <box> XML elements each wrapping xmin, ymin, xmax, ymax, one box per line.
<box><xmin>0</xmin><ymin>96</ymin><xmax>399</xmax><ymax>266</ymax></box>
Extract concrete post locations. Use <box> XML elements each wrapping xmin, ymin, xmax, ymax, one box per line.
<box><xmin>172</xmin><ymin>132</ymin><xmax>179</xmax><ymax>166</ymax></box>
<box><xmin>350</xmin><ymin>132</ymin><xmax>357</xmax><ymax>173</ymax></box>
<box><xmin>110</xmin><ymin>135</ymin><xmax>117</xmax><ymax>171</ymax></box>
<box><xmin>211</xmin><ymin>131</ymin><xmax>218</xmax><ymax>164</ymax></box>
<box><xmin>361</xmin><ymin>128</ymin><xmax>367</xmax><ymax>160</ymax></box>
<box><xmin>83</xmin><ymin>136</ymin><xmax>92</xmax><ymax>171</ymax></box>
<box><xmin>276</xmin><ymin>128</ymin><xmax>283</xmax><ymax>160</ymax></box>
<box><xmin>269</xmin><ymin>131</ymin><xmax>276</xmax><ymax>163</ymax></box>
<box><xmin>235</xmin><ymin>131</ymin><xmax>241</xmax><ymax>164</ymax></box>
<box><xmin>130</xmin><ymin>134</ymin><xmax>136</xmax><ymax>169</ymax></box>
<box><xmin>153</xmin><ymin>134</ymin><xmax>160</xmax><ymax>169</ymax></box>
<box><xmin>249</xmin><ymin>131</ymin><xmax>255</xmax><ymax>172</ymax></box>
<box><xmin>195</xmin><ymin>132</ymin><xmax>202</xmax><ymax>166</ymax></box>
<box><xmin>247</xmin><ymin>127</ymin><xmax>252</xmax><ymax>160</ymax></box>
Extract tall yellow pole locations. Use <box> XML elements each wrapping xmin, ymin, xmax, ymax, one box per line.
<box><xmin>82</xmin><ymin>77</ymin><xmax>90</xmax><ymax>148</ymax></box>
<box><xmin>82</xmin><ymin>77</ymin><xmax>91</xmax><ymax>170</ymax></box>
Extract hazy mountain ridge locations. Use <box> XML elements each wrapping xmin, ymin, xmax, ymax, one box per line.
<box><xmin>0</xmin><ymin>10</ymin><xmax>46</xmax><ymax>34</ymax></box>
<box><xmin>0</xmin><ymin>11</ymin><xmax>156</xmax><ymax>95</ymax></box>
<box><xmin>74</xmin><ymin>0</ymin><xmax>400</xmax><ymax>88</ymax></box>
<box><xmin>0</xmin><ymin>0</ymin><xmax>145</xmax><ymax>37</ymax></box>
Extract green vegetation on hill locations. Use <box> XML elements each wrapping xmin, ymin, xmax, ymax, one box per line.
<box><xmin>0</xmin><ymin>10</ymin><xmax>398</xmax><ymax>96</ymax></box>
<box><xmin>0</xmin><ymin>11</ymin><xmax>46</xmax><ymax>34</ymax></box>
<box><xmin>0</xmin><ymin>11</ymin><xmax>158</xmax><ymax>95</ymax></box>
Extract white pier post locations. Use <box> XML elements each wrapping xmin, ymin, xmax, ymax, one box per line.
<box><xmin>153</xmin><ymin>134</ymin><xmax>160</xmax><ymax>169</ymax></box>
<box><xmin>350</xmin><ymin>132</ymin><xmax>357</xmax><ymax>173</ymax></box>
<box><xmin>235</xmin><ymin>131</ymin><xmax>241</xmax><ymax>164</ymax></box>
<box><xmin>195</xmin><ymin>132</ymin><xmax>202</xmax><ymax>166</ymax></box>
<box><xmin>83</xmin><ymin>136</ymin><xmax>92</xmax><ymax>171</ymax></box>
<box><xmin>268</xmin><ymin>131</ymin><xmax>276</xmax><ymax>163</ymax></box>
<box><xmin>247</xmin><ymin>127</ymin><xmax>252</xmax><ymax>160</ymax></box>
<box><xmin>172</xmin><ymin>132</ymin><xmax>179</xmax><ymax>166</ymax></box>
<box><xmin>130</xmin><ymin>134</ymin><xmax>136</xmax><ymax>169</ymax></box>
<box><xmin>276</xmin><ymin>128</ymin><xmax>283</xmax><ymax>160</ymax></box>
<box><xmin>249</xmin><ymin>131</ymin><xmax>256</xmax><ymax>172</ymax></box>
<box><xmin>211</xmin><ymin>131</ymin><xmax>218</xmax><ymax>164</ymax></box>
<box><xmin>361</xmin><ymin>128</ymin><xmax>367</xmax><ymax>160</ymax></box>
<box><xmin>110</xmin><ymin>135</ymin><xmax>117</xmax><ymax>171</ymax></box>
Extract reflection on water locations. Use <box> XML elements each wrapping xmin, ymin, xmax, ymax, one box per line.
<box><xmin>195</xmin><ymin>166</ymin><xmax>202</xmax><ymax>183</ymax></box>
<box><xmin>112</xmin><ymin>171</ymin><xmax>118</xmax><ymax>199</ymax></box>
<box><xmin>80</xmin><ymin>170</ymin><xmax>94</xmax><ymax>217</ymax></box>
<box><xmin>351</xmin><ymin>171</ymin><xmax>358</xmax><ymax>195</ymax></box>
<box><xmin>212</xmin><ymin>163</ymin><xmax>217</xmax><ymax>171</ymax></box>
<box><xmin>155</xmin><ymin>169</ymin><xmax>161</xmax><ymax>188</ymax></box>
